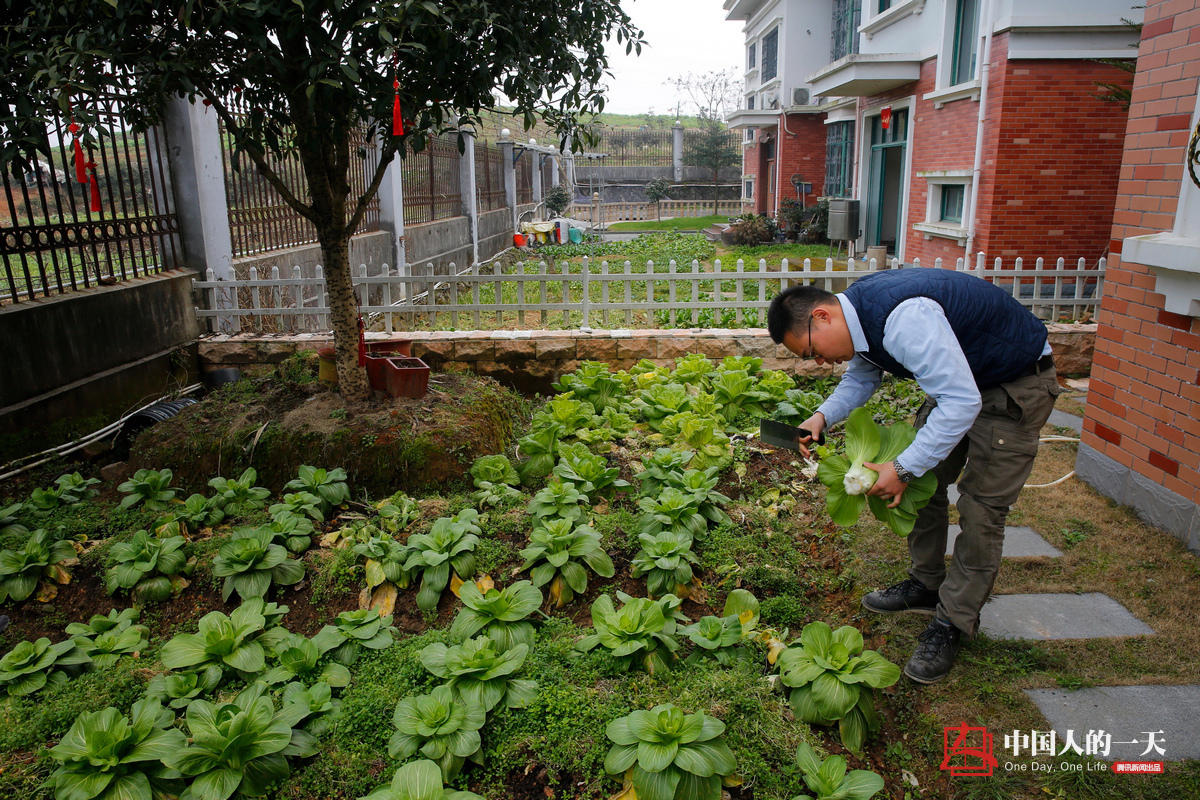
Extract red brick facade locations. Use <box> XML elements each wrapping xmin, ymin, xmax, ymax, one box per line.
<box><xmin>1083</xmin><ymin>0</ymin><xmax>1200</xmax><ymax>508</ymax></box>
<box><xmin>742</xmin><ymin>113</ymin><xmax>827</xmax><ymax>216</ymax></box>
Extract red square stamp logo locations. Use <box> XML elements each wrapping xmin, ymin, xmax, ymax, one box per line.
<box><xmin>941</xmin><ymin>722</ymin><xmax>999</xmax><ymax>776</ymax></box>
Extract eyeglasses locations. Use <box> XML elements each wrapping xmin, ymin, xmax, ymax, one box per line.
<box><xmin>804</xmin><ymin>313</ymin><xmax>814</xmax><ymax>359</ymax></box>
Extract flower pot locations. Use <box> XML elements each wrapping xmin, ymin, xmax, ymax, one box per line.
<box><xmin>383</xmin><ymin>356</ymin><xmax>430</xmax><ymax>399</ymax></box>
<box><xmin>365</xmin><ymin>338</ymin><xmax>413</xmax><ymax>357</ymax></box>
<box><xmin>317</xmin><ymin>347</ymin><xmax>338</xmax><ymax>384</ymax></box>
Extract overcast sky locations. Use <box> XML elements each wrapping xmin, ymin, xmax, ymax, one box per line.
<box><xmin>599</xmin><ymin>0</ymin><xmax>744</xmax><ymax>116</ymax></box>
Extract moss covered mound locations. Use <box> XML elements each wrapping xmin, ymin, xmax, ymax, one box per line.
<box><xmin>128</xmin><ymin>370</ymin><xmax>525</xmax><ymax>497</ymax></box>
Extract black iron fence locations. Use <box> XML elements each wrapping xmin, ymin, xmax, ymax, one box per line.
<box><xmin>0</xmin><ymin>92</ymin><xmax>181</xmax><ymax>304</ymax></box>
<box><xmin>476</xmin><ymin>141</ymin><xmax>506</xmax><ymax>213</ymax></box>
<box><xmin>682</xmin><ymin>128</ymin><xmax>742</xmax><ymax>165</ymax></box>
<box><xmin>591</xmin><ymin>127</ymin><xmax>673</xmax><ymax>167</ymax></box>
<box><xmin>219</xmin><ymin>95</ymin><xmax>379</xmax><ymax>257</ymax></box>
<box><xmin>400</xmin><ymin>135</ymin><xmax>463</xmax><ymax>225</ymax></box>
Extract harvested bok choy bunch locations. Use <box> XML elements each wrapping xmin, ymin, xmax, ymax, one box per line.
<box><xmin>816</xmin><ymin>407</ymin><xmax>937</xmax><ymax>536</ymax></box>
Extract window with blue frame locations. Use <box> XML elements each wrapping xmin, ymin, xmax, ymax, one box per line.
<box><xmin>951</xmin><ymin>0</ymin><xmax>980</xmax><ymax>85</ymax></box>
<box><xmin>832</xmin><ymin>0</ymin><xmax>862</xmax><ymax>61</ymax></box>
<box><xmin>940</xmin><ymin>184</ymin><xmax>965</xmax><ymax>223</ymax></box>
<box><xmin>824</xmin><ymin>121</ymin><xmax>855</xmax><ymax>198</ymax></box>
<box><xmin>762</xmin><ymin>28</ymin><xmax>778</xmax><ymax>81</ymax></box>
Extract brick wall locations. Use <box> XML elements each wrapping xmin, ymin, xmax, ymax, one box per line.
<box><xmin>775</xmin><ymin>113</ymin><xmax>828</xmax><ymax>213</ymax></box>
<box><xmin>897</xmin><ymin>35</ymin><xmax>1130</xmax><ymax>265</ymax></box>
<box><xmin>1078</xmin><ymin>0</ymin><xmax>1200</xmax><ymax>549</ymax></box>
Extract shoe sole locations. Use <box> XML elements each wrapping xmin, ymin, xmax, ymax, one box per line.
<box><xmin>861</xmin><ymin>597</ymin><xmax>937</xmax><ymax>615</ymax></box>
<box><xmin>903</xmin><ymin>665</ymin><xmax>949</xmax><ymax>684</ymax></box>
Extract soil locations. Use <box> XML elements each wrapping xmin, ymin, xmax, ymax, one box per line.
<box><xmin>126</xmin><ymin>368</ymin><xmax>527</xmax><ymax>498</ymax></box>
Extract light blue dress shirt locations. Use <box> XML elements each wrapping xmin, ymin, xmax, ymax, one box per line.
<box><xmin>814</xmin><ymin>292</ymin><xmax>1050</xmax><ymax>477</ymax></box>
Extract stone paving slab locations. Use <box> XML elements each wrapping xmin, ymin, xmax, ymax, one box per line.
<box><xmin>946</xmin><ymin>525</ymin><xmax>1063</xmax><ymax>558</ymax></box>
<box><xmin>980</xmin><ymin>593</ymin><xmax>1154</xmax><ymax>640</ymax></box>
<box><xmin>1048</xmin><ymin>409</ymin><xmax>1083</xmax><ymax>433</ymax></box>
<box><xmin>1026</xmin><ymin>685</ymin><xmax>1200</xmax><ymax>761</ymax></box>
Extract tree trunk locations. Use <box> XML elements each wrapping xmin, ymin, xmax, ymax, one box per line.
<box><xmin>321</xmin><ymin>232</ymin><xmax>370</xmax><ymax>399</ymax></box>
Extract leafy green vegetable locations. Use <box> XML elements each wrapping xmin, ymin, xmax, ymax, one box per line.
<box><xmin>28</xmin><ymin>472</ymin><xmax>101</xmax><ymax>514</ymax></box>
<box><xmin>262</xmin><ymin>630</ymin><xmax>351</xmax><ymax>687</ymax></box>
<box><xmin>516</xmin><ymin>426</ymin><xmax>561</xmax><ymax>483</ymax></box>
<box><xmin>531</xmin><ymin>394</ymin><xmax>598</xmax><ymax>434</ymax></box>
<box><xmin>270</xmin><ymin>491</ymin><xmax>324</xmax><ymax>523</ymax></box>
<box><xmin>526</xmin><ymin>480</ymin><xmax>587</xmax><ymax>523</ymax></box>
<box><xmin>775</xmin><ymin>621</ymin><xmax>900</xmax><ymax>752</ymax></box>
<box><xmin>654</xmin><ymin>412</ymin><xmax>731</xmax><ymax>471</ymax></box>
<box><xmin>519</xmin><ymin>517</ymin><xmax>614</xmax><ymax>607</ymax></box>
<box><xmin>603</xmin><ymin>703</ymin><xmax>737</xmax><ymax>800</ymax></box>
<box><xmin>773</xmin><ymin>388</ymin><xmax>825</xmax><ymax>427</ymax></box>
<box><xmin>284</xmin><ymin>465</ymin><xmax>351</xmax><ymax>512</ymax></box>
<box><xmin>672</xmin><ymin>353</ymin><xmax>716</xmax><ymax>388</ymax></box>
<box><xmin>577</xmin><ymin>592</ymin><xmax>683</xmax><ymax>674</ymax></box>
<box><xmin>207</xmin><ymin>467</ymin><xmax>271</xmax><ymax>518</ymax></box>
<box><xmin>318</xmin><ymin>608</ymin><xmax>397</xmax><ymax>666</ymax></box>
<box><xmin>354</xmin><ymin>534</ymin><xmax>413</xmax><ymax>591</ymax></box>
<box><xmin>362</xmin><ymin>759</ymin><xmax>485</xmax><ymax>800</ymax></box>
<box><xmin>403</xmin><ymin>509</ymin><xmax>481</xmax><ymax>612</ymax></box>
<box><xmin>166</xmin><ymin>493</ymin><xmax>227</xmax><ymax>533</ymax></box>
<box><xmin>553</xmin><ymin>361</ymin><xmax>626</xmax><ymax>412</ymax></box>
<box><xmin>631</xmin><ymin>531</ymin><xmax>698</xmax><ymax>598</ymax></box>
<box><xmin>791</xmin><ymin>741</ymin><xmax>885</xmax><ymax>800</ymax></box>
<box><xmin>633</xmin><ymin>383</ymin><xmax>693</xmax><ymax>430</ymax></box>
<box><xmin>638</xmin><ymin>489</ymin><xmax>708</xmax><ymax>539</ymax></box>
<box><xmin>47</xmin><ymin>697</ymin><xmax>187</xmax><ymax>800</ymax></box>
<box><xmin>0</xmin><ymin>636</ymin><xmax>90</xmax><ymax>696</ymax></box>
<box><xmin>388</xmin><ymin>684</ymin><xmax>486</xmax><ymax>781</ymax></box>
<box><xmin>0</xmin><ymin>502</ymin><xmax>28</xmax><ymax>537</ymax></box>
<box><xmin>105</xmin><ymin>530</ymin><xmax>189</xmax><ymax>603</ymax></box>
<box><xmin>212</xmin><ymin>527</ymin><xmax>305</xmax><ymax>602</ymax></box>
<box><xmin>816</xmin><ymin>408</ymin><xmax>937</xmax><ymax>536</ymax></box>
<box><xmin>552</xmin><ymin>442</ymin><xmax>630</xmax><ymax>497</ymax></box>
<box><xmin>165</xmin><ymin>682</ymin><xmax>317</xmax><ymax>800</ymax></box>
<box><xmin>680</xmin><ymin>590</ymin><xmax>760</xmax><ymax>665</ymax></box>
<box><xmin>0</xmin><ymin>528</ymin><xmax>78</xmax><ymax>603</ymax></box>
<box><xmin>449</xmin><ymin>579</ymin><xmax>542</xmax><ymax>650</ymax></box>
<box><xmin>118</xmin><ymin>468</ymin><xmax>177</xmax><ymax>511</ymax></box>
<box><xmin>420</xmin><ymin>636</ymin><xmax>537</xmax><ymax>712</ymax></box>
<box><xmin>160</xmin><ymin>597</ymin><xmax>275</xmax><ymax>682</ymax></box>
<box><xmin>68</xmin><ymin>608</ymin><xmax>149</xmax><ymax>668</ymax></box>
<box><xmin>634</xmin><ymin>448</ymin><xmax>694</xmax><ymax>498</ymax></box>
<box><xmin>468</xmin><ymin>454</ymin><xmax>523</xmax><ymax>508</ymax></box>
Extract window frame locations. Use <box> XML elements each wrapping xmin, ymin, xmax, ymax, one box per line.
<box><xmin>761</xmin><ymin>27</ymin><xmax>779</xmax><ymax>82</ymax></box>
<box><xmin>950</xmin><ymin>0</ymin><xmax>980</xmax><ymax>86</ymax></box>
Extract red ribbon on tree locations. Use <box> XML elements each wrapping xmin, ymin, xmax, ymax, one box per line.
<box><xmin>87</xmin><ymin>162</ymin><xmax>102</xmax><ymax>212</ymax></box>
<box><xmin>69</xmin><ymin>122</ymin><xmax>87</xmax><ymax>183</ymax></box>
<box><xmin>392</xmin><ymin>79</ymin><xmax>404</xmax><ymax>136</ymax></box>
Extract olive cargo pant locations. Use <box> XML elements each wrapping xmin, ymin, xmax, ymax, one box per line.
<box><xmin>907</xmin><ymin>367</ymin><xmax>1060</xmax><ymax>636</ymax></box>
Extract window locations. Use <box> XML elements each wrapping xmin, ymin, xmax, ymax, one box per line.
<box><xmin>940</xmin><ymin>184</ymin><xmax>965</xmax><ymax>223</ymax></box>
<box><xmin>762</xmin><ymin>28</ymin><xmax>779</xmax><ymax>81</ymax></box>
<box><xmin>744</xmin><ymin>178</ymin><xmax>755</xmax><ymax>200</ymax></box>
<box><xmin>747</xmin><ymin>42</ymin><xmax>757</xmax><ymax>71</ymax></box>
<box><xmin>744</xmin><ymin>127</ymin><xmax>757</xmax><ymax>143</ymax></box>
<box><xmin>951</xmin><ymin>0</ymin><xmax>980</xmax><ymax>85</ymax></box>
<box><xmin>747</xmin><ymin>94</ymin><xmax>755</xmax><ymax>110</ymax></box>
<box><xmin>824</xmin><ymin>121</ymin><xmax>855</xmax><ymax>198</ymax></box>
<box><xmin>878</xmin><ymin>0</ymin><xmax>892</xmax><ymax>10</ymax></box>
<box><xmin>831</xmin><ymin>0</ymin><xmax>861</xmax><ymax>61</ymax></box>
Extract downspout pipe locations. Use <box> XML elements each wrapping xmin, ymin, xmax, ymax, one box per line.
<box><xmin>964</xmin><ymin>0</ymin><xmax>993</xmax><ymax>266</ymax></box>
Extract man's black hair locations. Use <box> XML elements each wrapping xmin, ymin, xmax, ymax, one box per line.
<box><xmin>766</xmin><ymin>285</ymin><xmax>836</xmax><ymax>344</ymax></box>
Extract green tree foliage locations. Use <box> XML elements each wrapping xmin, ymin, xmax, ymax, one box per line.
<box><xmin>1</xmin><ymin>1</ymin><xmax>643</xmax><ymax>396</ymax></box>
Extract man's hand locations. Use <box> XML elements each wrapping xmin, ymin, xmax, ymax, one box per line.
<box><xmin>796</xmin><ymin>412</ymin><xmax>826</xmax><ymax>458</ymax></box>
<box><xmin>864</xmin><ymin>460</ymin><xmax>907</xmax><ymax>508</ymax></box>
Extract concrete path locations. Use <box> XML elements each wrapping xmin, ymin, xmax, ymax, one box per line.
<box><xmin>1026</xmin><ymin>685</ymin><xmax>1200</xmax><ymax>760</ymax></box>
<box><xmin>979</xmin><ymin>593</ymin><xmax>1155</xmax><ymax>640</ymax></box>
<box><xmin>946</xmin><ymin>525</ymin><xmax>1063</xmax><ymax>558</ymax></box>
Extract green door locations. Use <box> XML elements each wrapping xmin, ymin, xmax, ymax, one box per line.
<box><xmin>866</xmin><ymin>109</ymin><xmax>908</xmax><ymax>255</ymax></box>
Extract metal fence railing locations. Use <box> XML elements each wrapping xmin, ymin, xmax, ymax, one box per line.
<box><xmin>590</xmin><ymin>127</ymin><xmax>673</xmax><ymax>167</ymax></box>
<box><xmin>682</xmin><ymin>128</ymin><xmax>741</xmax><ymax>165</ymax></box>
<box><xmin>218</xmin><ymin>95</ymin><xmax>379</xmax><ymax>258</ymax></box>
<box><xmin>565</xmin><ymin>200</ymin><xmax>749</xmax><ymax>226</ymax></box>
<box><xmin>1</xmin><ymin>90</ymin><xmax>181</xmax><ymax>304</ymax></box>
<box><xmin>193</xmin><ymin>254</ymin><xmax>1104</xmax><ymax>334</ymax></box>
<box><xmin>400</xmin><ymin>135</ymin><xmax>462</xmax><ymax>225</ymax></box>
<box><xmin>475</xmin><ymin>142</ymin><xmax>506</xmax><ymax>213</ymax></box>
<box><xmin>515</xmin><ymin>151</ymin><xmax>533</xmax><ymax>205</ymax></box>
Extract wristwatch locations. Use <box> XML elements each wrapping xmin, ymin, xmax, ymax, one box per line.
<box><xmin>893</xmin><ymin>460</ymin><xmax>916</xmax><ymax>483</ymax></box>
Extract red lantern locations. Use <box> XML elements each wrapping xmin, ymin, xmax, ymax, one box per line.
<box><xmin>881</xmin><ymin>106</ymin><xmax>892</xmax><ymax>130</ymax></box>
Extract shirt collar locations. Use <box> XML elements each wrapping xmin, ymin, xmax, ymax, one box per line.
<box><xmin>837</xmin><ymin>293</ymin><xmax>869</xmax><ymax>353</ymax></box>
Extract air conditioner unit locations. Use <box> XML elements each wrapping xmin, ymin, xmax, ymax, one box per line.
<box><xmin>768</xmin><ymin>95</ymin><xmax>780</xmax><ymax>109</ymax></box>
<box><xmin>792</xmin><ymin>88</ymin><xmax>810</xmax><ymax>106</ymax></box>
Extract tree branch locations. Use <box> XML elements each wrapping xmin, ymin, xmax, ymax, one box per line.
<box><xmin>200</xmin><ymin>88</ymin><xmax>318</xmax><ymax>224</ymax></box>
<box><xmin>344</xmin><ymin>135</ymin><xmax>399</xmax><ymax>237</ymax></box>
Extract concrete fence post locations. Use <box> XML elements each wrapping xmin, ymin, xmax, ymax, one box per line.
<box><xmin>672</xmin><ymin>121</ymin><xmax>684</xmax><ymax>183</ymax></box>
<box><xmin>459</xmin><ymin>130</ymin><xmax>480</xmax><ymax>265</ymax></box>
<box><xmin>549</xmin><ymin>154</ymin><xmax>561</xmax><ymax>188</ymax></box>
<box><xmin>499</xmin><ymin>132</ymin><xmax>517</xmax><ymax>234</ymax></box>
<box><xmin>377</xmin><ymin>150</ymin><xmax>407</xmax><ymax>280</ymax></box>
<box><xmin>161</xmin><ymin>94</ymin><xmax>236</xmax><ymax>330</ymax></box>
<box><xmin>531</xmin><ymin>147</ymin><xmax>543</xmax><ymax>209</ymax></box>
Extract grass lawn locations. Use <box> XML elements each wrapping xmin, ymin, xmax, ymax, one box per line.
<box><xmin>608</xmin><ymin>214</ymin><xmax>731</xmax><ymax>232</ymax></box>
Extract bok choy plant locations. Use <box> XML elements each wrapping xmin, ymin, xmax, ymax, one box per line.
<box><xmin>603</xmin><ymin>703</ymin><xmax>738</xmax><ymax>800</ymax></box>
<box><xmin>816</xmin><ymin>408</ymin><xmax>937</xmax><ymax>536</ymax></box>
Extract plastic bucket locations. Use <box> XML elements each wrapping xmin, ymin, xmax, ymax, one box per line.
<box><xmin>568</xmin><ymin>227</ymin><xmax>583</xmax><ymax>244</ymax></box>
<box><xmin>317</xmin><ymin>347</ymin><xmax>338</xmax><ymax>384</ymax></box>
<box><xmin>513</xmin><ymin>233</ymin><xmax>527</xmax><ymax>247</ymax></box>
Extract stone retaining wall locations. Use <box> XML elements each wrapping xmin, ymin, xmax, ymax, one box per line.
<box><xmin>199</xmin><ymin>324</ymin><xmax>1095</xmax><ymax>395</ymax></box>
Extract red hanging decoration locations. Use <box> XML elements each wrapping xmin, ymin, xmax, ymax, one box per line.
<box><xmin>69</xmin><ymin>122</ymin><xmax>87</xmax><ymax>183</ymax></box>
<box><xmin>880</xmin><ymin>106</ymin><xmax>893</xmax><ymax>131</ymax></box>
<box><xmin>391</xmin><ymin>77</ymin><xmax>405</xmax><ymax>136</ymax></box>
<box><xmin>87</xmin><ymin>163</ymin><xmax>102</xmax><ymax>212</ymax></box>
<box><xmin>357</xmin><ymin>314</ymin><xmax>367</xmax><ymax>367</ymax></box>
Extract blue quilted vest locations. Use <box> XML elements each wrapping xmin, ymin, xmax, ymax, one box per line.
<box><xmin>841</xmin><ymin>269</ymin><xmax>1047</xmax><ymax>389</ymax></box>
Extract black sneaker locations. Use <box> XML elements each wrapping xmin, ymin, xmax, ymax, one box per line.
<box><xmin>903</xmin><ymin>618</ymin><xmax>963</xmax><ymax>684</ymax></box>
<box><xmin>861</xmin><ymin>578</ymin><xmax>939</xmax><ymax>615</ymax></box>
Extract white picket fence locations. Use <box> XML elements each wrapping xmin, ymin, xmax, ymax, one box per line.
<box><xmin>564</xmin><ymin>199</ymin><xmax>750</xmax><ymax>226</ymax></box>
<box><xmin>193</xmin><ymin>254</ymin><xmax>1104</xmax><ymax>334</ymax></box>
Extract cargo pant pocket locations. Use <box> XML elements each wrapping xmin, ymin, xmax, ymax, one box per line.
<box><xmin>959</xmin><ymin>419</ymin><xmax>1040</xmax><ymax>506</ymax></box>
